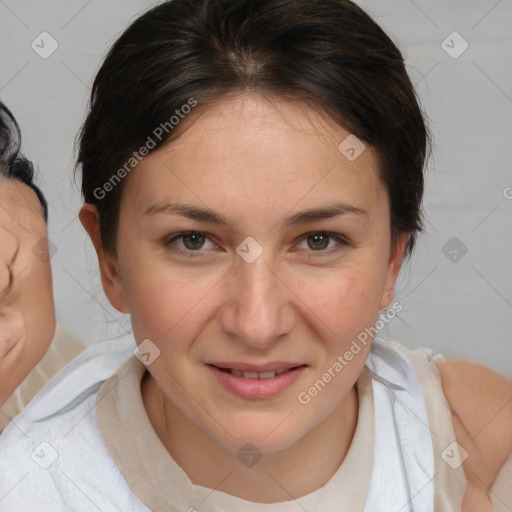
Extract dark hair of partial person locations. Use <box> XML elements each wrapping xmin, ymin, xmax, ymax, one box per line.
<box><xmin>76</xmin><ymin>0</ymin><xmax>432</xmax><ymax>259</ymax></box>
<box><xmin>0</xmin><ymin>101</ymin><xmax>48</xmax><ymax>222</ymax></box>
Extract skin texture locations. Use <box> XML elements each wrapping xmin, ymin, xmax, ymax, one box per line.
<box><xmin>79</xmin><ymin>92</ymin><xmax>511</xmax><ymax>506</ymax></box>
<box><xmin>0</xmin><ymin>178</ymin><xmax>56</xmax><ymax>405</ymax></box>
<box><xmin>81</xmin><ymin>92</ymin><xmax>405</xmax><ymax>502</ymax></box>
<box><xmin>436</xmin><ymin>360</ymin><xmax>512</xmax><ymax>511</ymax></box>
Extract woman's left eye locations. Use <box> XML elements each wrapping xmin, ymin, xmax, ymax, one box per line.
<box><xmin>296</xmin><ymin>233</ymin><xmax>348</xmax><ymax>255</ymax></box>
<box><xmin>164</xmin><ymin>231</ymin><xmax>348</xmax><ymax>257</ymax></box>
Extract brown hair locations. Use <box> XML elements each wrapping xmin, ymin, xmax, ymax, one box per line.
<box><xmin>76</xmin><ymin>0</ymin><xmax>432</xmax><ymax>258</ymax></box>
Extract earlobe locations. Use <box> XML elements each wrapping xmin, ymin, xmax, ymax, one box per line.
<box><xmin>379</xmin><ymin>288</ymin><xmax>394</xmax><ymax>309</ymax></box>
<box><xmin>78</xmin><ymin>204</ymin><xmax>129</xmax><ymax>314</ymax></box>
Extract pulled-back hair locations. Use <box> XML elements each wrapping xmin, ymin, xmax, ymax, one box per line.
<box><xmin>77</xmin><ymin>0</ymin><xmax>432</xmax><ymax>258</ymax></box>
<box><xmin>0</xmin><ymin>101</ymin><xmax>48</xmax><ymax>222</ymax></box>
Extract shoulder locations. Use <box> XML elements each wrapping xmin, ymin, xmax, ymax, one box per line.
<box><xmin>0</xmin><ymin>392</ymin><xmax>137</xmax><ymax>511</ymax></box>
<box><xmin>434</xmin><ymin>358</ymin><xmax>512</xmax><ymax>451</ymax></box>
<box><xmin>434</xmin><ymin>358</ymin><xmax>512</xmax><ymax>499</ymax></box>
<box><xmin>1</xmin><ymin>336</ymin><xmax>133</xmax><ymax>442</ymax></box>
<box><xmin>16</xmin><ymin>336</ymin><xmax>134</xmax><ymax>423</ymax></box>
<box><xmin>0</xmin><ymin>339</ymin><xmax>139</xmax><ymax>510</ymax></box>
<box><xmin>1</xmin><ymin>324</ymin><xmax>86</xmax><ymax>429</ymax></box>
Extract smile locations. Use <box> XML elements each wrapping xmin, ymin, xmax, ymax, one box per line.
<box><xmin>213</xmin><ymin>366</ymin><xmax>298</xmax><ymax>379</ymax></box>
<box><xmin>206</xmin><ymin>364</ymin><xmax>307</xmax><ymax>399</ymax></box>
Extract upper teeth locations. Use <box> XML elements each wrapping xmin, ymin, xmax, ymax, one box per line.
<box><xmin>229</xmin><ymin>368</ymin><xmax>289</xmax><ymax>379</ymax></box>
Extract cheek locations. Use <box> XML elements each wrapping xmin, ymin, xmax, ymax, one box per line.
<box><xmin>298</xmin><ymin>262</ymin><xmax>385</xmax><ymax>345</ymax></box>
<box><xmin>12</xmin><ymin>256</ymin><xmax>55</xmax><ymax>362</ymax></box>
<box><xmin>123</xmin><ymin>263</ymin><xmax>217</xmax><ymax>345</ymax></box>
<box><xmin>123</xmin><ymin>239</ymin><xmax>389</xmax><ymax>354</ymax></box>
<box><xmin>31</xmin><ymin>260</ymin><xmax>55</xmax><ymax>316</ymax></box>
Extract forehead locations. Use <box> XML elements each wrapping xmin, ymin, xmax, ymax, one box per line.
<box><xmin>122</xmin><ymin>93</ymin><xmax>386</xmax><ymax>221</ymax></box>
<box><xmin>0</xmin><ymin>178</ymin><xmax>45</xmax><ymax>234</ymax></box>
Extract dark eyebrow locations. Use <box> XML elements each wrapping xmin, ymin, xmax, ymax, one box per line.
<box><xmin>143</xmin><ymin>201</ymin><xmax>368</xmax><ymax>229</ymax></box>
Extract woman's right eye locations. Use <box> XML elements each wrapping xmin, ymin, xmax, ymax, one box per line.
<box><xmin>164</xmin><ymin>231</ymin><xmax>218</xmax><ymax>255</ymax></box>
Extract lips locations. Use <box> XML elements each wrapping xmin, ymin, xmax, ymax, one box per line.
<box><xmin>207</xmin><ymin>363</ymin><xmax>307</xmax><ymax>399</ymax></box>
<box><xmin>210</xmin><ymin>365</ymin><xmax>303</xmax><ymax>379</ymax></box>
<box><xmin>208</xmin><ymin>360</ymin><xmax>306</xmax><ymax>375</ymax></box>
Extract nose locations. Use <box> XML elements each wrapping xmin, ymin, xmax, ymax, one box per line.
<box><xmin>219</xmin><ymin>250</ymin><xmax>295</xmax><ymax>350</ymax></box>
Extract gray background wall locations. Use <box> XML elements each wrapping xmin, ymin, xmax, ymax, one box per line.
<box><xmin>1</xmin><ymin>1</ymin><xmax>510</xmax><ymax>376</ymax></box>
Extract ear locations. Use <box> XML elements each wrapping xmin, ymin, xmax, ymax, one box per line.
<box><xmin>78</xmin><ymin>204</ymin><xmax>129</xmax><ymax>314</ymax></box>
<box><xmin>379</xmin><ymin>232</ymin><xmax>408</xmax><ymax>310</ymax></box>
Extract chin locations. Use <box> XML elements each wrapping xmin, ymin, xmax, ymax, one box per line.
<box><xmin>212</xmin><ymin>418</ymin><xmax>303</xmax><ymax>455</ymax></box>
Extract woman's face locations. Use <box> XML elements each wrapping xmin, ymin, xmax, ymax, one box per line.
<box><xmin>87</xmin><ymin>93</ymin><xmax>404</xmax><ymax>452</ymax></box>
<box><xmin>0</xmin><ymin>178</ymin><xmax>55</xmax><ymax>404</ymax></box>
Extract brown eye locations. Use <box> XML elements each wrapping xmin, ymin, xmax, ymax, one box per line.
<box><xmin>296</xmin><ymin>232</ymin><xmax>348</xmax><ymax>255</ymax></box>
<box><xmin>182</xmin><ymin>232</ymin><xmax>206</xmax><ymax>250</ymax></box>
<box><xmin>306</xmin><ymin>233</ymin><xmax>330</xmax><ymax>250</ymax></box>
<box><xmin>164</xmin><ymin>231</ymin><xmax>216</xmax><ymax>254</ymax></box>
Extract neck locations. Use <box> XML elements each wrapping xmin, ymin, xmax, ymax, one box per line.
<box><xmin>141</xmin><ymin>373</ymin><xmax>359</xmax><ymax>503</ymax></box>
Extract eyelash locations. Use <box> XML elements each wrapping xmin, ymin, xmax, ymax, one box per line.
<box><xmin>163</xmin><ymin>231</ymin><xmax>350</xmax><ymax>258</ymax></box>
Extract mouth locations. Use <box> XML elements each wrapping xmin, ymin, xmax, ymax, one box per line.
<box><xmin>206</xmin><ymin>363</ymin><xmax>307</xmax><ymax>399</ymax></box>
<box><xmin>207</xmin><ymin>364</ymin><xmax>307</xmax><ymax>380</ymax></box>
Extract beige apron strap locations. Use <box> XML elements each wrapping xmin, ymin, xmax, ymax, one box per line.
<box><xmin>390</xmin><ymin>342</ymin><xmax>467</xmax><ymax>511</ymax></box>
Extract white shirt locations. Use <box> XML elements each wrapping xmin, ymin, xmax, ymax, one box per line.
<box><xmin>0</xmin><ymin>336</ymin><xmax>469</xmax><ymax>511</ymax></box>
